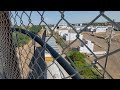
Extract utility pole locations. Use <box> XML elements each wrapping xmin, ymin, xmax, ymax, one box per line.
<box><xmin>103</xmin><ymin>20</ymin><xmax>113</xmax><ymax>79</ymax></box>
<box><xmin>69</xmin><ymin>27</ymin><xmax>70</xmax><ymax>50</ymax></box>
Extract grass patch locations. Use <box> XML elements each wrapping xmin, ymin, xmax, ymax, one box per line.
<box><xmin>13</xmin><ymin>32</ymin><xmax>30</xmax><ymax>47</ymax></box>
<box><xmin>12</xmin><ymin>25</ymin><xmax>44</xmax><ymax>47</ymax></box>
<box><xmin>67</xmin><ymin>51</ymin><xmax>103</xmax><ymax>79</ymax></box>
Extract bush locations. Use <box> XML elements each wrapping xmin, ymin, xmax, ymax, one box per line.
<box><xmin>74</xmin><ymin>61</ymin><xmax>102</xmax><ymax>79</ymax></box>
<box><xmin>55</xmin><ymin>35</ymin><xmax>67</xmax><ymax>48</ymax></box>
<box><xmin>12</xmin><ymin>25</ymin><xmax>43</xmax><ymax>47</ymax></box>
<box><xmin>13</xmin><ymin>32</ymin><xmax>30</xmax><ymax>47</ymax></box>
<box><xmin>67</xmin><ymin>51</ymin><xmax>85</xmax><ymax>62</ymax></box>
<box><xmin>29</xmin><ymin>25</ymin><xmax>42</xmax><ymax>34</ymax></box>
<box><xmin>67</xmin><ymin>51</ymin><xmax>102</xmax><ymax>79</ymax></box>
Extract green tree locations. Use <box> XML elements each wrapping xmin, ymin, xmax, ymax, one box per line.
<box><xmin>29</xmin><ymin>25</ymin><xmax>42</xmax><ymax>34</ymax></box>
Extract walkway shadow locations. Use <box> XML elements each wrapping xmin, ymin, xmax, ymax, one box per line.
<box><xmin>28</xmin><ymin>29</ymin><xmax>47</xmax><ymax>79</ymax></box>
<box><xmin>28</xmin><ymin>47</ymin><xmax>47</xmax><ymax>79</ymax></box>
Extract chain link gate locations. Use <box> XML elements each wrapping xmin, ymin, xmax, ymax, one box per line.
<box><xmin>0</xmin><ymin>11</ymin><xmax>120</xmax><ymax>79</ymax></box>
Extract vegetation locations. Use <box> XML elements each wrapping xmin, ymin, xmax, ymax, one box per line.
<box><xmin>29</xmin><ymin>25</ymin><xmax>42</xmax><ymax>34</ymax></box>
<box><xmin>13</xmin><ymin>25</ymin><xmax>43</xmax><ymax>47</ymax></box>
<box><xmin>13</xmin><ymin>32</ymin><xmax>30</xmax><ymax>47</ymax></box>
<box><xmin>54</xmin><ymin>32</ymin><xmax>67</xmax><ymax>48</ymax></box>
<box><xmin>67</xmin><ymin>51</ymin><xmax>102</xmax><ymax>79</ymax></box>
<box><xmin>67</xmin><ymin>51</ymin><xmax>85</xmax><ymax>62</ymax></box>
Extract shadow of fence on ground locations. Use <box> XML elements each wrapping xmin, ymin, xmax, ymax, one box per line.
<box><xmin>28</xmin><ymin>47</ymin><xmax>47</xmax><ymax>79</ymax></box>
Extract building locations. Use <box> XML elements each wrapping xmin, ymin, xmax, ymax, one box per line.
<box><xmin>63</xmin><ymin>33</ymin><xmax>76</xmax><ymax>41</ymax></box>
<box><xmin>87</xmin><ymin>26</ymin><xmax>113</xmax><ymax>33</ymax></box>
<box><xmin>71</xmin><ymin>23</ymin><xmax>82</xmax><ymax>26</ymax></box>
<box><xmin>95</xmin><ymin>26</ymin><xmax>108</xmax><ymax>33</ymax></box>
<box><xmin>79</xmin><ymin>39</ymin><xmax>106</xmax><ymax>55</ymax></box>
<box><xmin>80</xmin><ymin>39</ymin><xmax>94</xmax><ymax>54</ymax></box>
<box><xmin>57</xmin><ymin>24</ymin><xmax>68</xmax><ymax>29</ymax></box>
<box><xmin>63</xmin><ymin>33</ymin><xmax>83</xmax><ymax>41</ymax></box>
<box><xmin>58</xmin><ymin>28</ymin><xmax>69</xmax><ymax>37</ymax></box>
<box><xmin>74</xmin><ymin>26</ymin><xmax>82</xmax><ymax>31</ymax></box>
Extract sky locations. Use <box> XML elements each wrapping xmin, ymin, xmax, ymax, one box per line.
<box><xmin>10</xmin><ymin>11</ymin><xmax>120</xmax><ymax>25</ymax></box>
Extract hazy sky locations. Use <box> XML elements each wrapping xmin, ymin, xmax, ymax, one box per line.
<box><xmin>11</xmin><ymin>11</ymin><xmax>120</xmax><ymax>25</ymax></box>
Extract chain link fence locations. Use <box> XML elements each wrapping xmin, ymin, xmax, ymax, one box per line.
<box><xmin>0</xmin><ymin>11</ymin><xmax>120</xmax><ymax>79</ymax></box>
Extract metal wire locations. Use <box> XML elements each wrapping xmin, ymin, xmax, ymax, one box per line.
<box><xmin>0</xmin><ymin>11</ymin><xmax>120</xmax><ymax>79</ymax></box>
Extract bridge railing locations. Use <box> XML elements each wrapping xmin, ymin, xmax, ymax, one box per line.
<box><xmin>0</xmin><ymin>11</ymin><xmax>120</xmax><ymax>79</ymax></box>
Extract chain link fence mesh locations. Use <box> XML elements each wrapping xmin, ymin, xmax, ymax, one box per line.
<box><xmin>0</xmin><ymin>11</ymin><xmax>120</xmax><ymax>79</ymax></box>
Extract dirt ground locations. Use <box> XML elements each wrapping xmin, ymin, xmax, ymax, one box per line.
<box><xmin>81</xmin><ymin>31</ymin><xmax>120</xmax><ymax>79</ymax></box>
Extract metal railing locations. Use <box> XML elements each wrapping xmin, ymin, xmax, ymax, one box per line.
<box><xmin>0</xmin><ymin>11</ymin><xmax>120</xmax><ymax>79</ymax></box>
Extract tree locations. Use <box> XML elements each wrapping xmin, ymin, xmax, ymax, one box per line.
<box><xmin>29</xmin><ymin>25</ymin><xmax>42</xmax><ymax>34</ymax></box>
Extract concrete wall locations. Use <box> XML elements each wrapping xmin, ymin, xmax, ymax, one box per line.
<box><xmin>93</xmin><ymin>51</ymin><xmax>106</xmax><ymax>55</ymax></box>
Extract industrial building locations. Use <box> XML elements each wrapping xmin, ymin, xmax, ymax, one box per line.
<box><xmin>89</xmin><ymin>26</ymin><xmax>113</xmax><ymax>33</ymax></box>
<box><xmin>95</xmin><ymin>26</ymin><xmax>108</xmax><ymax>33</ymax></box>
<box><xmin>58</xmin><ymin>28</ymin><xmax>68</xmax><ymax>37</ymax></box>
<box><xmin>80</xmin><ymin>39</ymin><xmax>94</xmax><ymax>54</ymax></box>
<box><xmin>79</xmin><ymin>39</ymin><xmax>106</xmax><ymax>55</ymax></box>
<box><xmin>63</xmin><ymin>33</ymin><xmax>83</xmax><ymax>41</ymax></box>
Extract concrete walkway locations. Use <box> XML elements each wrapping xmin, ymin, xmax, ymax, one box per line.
<box><xmin>16</xmin><ymin>27</ymin><xmax>71</xmax><ymax>79</ymax></box>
